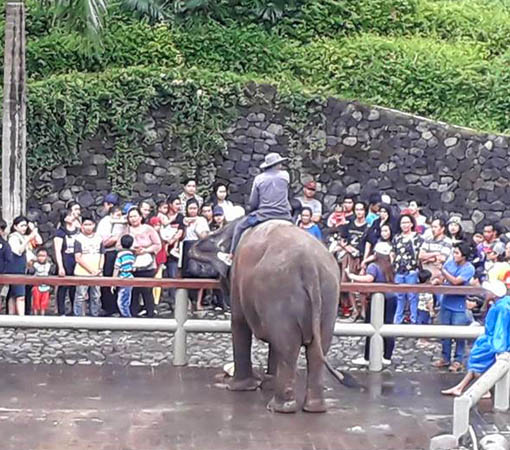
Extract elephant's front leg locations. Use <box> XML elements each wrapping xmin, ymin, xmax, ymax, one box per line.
<box><xmin>227</xmin><ymin>317</ymin><xmax>261</xmax><ymax>391</ymax></box>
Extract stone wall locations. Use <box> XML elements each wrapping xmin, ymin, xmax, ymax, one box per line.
<box><xmin>26</xmin><ymin>88</ymin><xmax>510</xmax><ymax>236</ymax></box>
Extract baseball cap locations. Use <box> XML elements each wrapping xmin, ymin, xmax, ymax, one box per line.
<box><xmin>482</xmin><ymin>280</ymin><xmax>507</xmax><ymax>298</ymax></box>
<box><xmin>213</xmin><ymin>206</ymin><xmax>224</xmax><ymax>216</ymax></box>
<box><xmin>374</xmin><ymin>242</ymin><xmax>392</xmax><ymax>256</ymax></box>
<box><xmin>304</xmin><ymin>180</ymin><xmax>317</xmax><ymax>190</ymax></box>
<box><xmin>122</xmin><ymin>202</ymin><xmax>135</xmax><ymax>215</ymax></box>
<box><xmin>447</xmin><ymin>216</ymin><xmax>462</xmax><ymax>225</ymax></box>
<box><xmin>104</xmin><ymin>193</ymin><xmax>119</xmax><ymax>205</ymax></box>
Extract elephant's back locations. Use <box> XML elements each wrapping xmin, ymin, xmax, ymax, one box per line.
<box><xmin>231</xmin><ymin>221</ymin><xmax>340</xmax><ymax>340</ymax></box>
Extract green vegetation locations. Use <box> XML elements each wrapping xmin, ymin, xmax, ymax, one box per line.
<box><xmin>11</xmin><ymin>0</ymin><xmax>510</xmax><ymax>131</ymax></box>
<box><xmin>2</xmin><ymin>0</ymin><xmax>510</xmax><ymax>191</ymax></box>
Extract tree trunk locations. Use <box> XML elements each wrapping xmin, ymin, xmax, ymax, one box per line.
<box><xmin>2</xmin><ymin>1</ymin><xmax>26</xmax><ymax>226</ymax></box>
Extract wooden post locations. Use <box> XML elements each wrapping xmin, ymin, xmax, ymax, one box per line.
<box><xmin>2</xmin><ymin>2</ymin><xmax>27</xmax><ymax>225</ymax></box>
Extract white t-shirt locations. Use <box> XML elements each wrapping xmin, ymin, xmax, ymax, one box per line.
<box><xmin>96</xmin><ymin>215</ymin><xmax>127</xmax><ymax>250</ymax></box>
<box><xmin>184</xmin><ymin>216</ymin><xmax>210</xmax><ymax>241</ymax></box>
<box><xmin>216</xmin><ymin>200</ymin><xmax>237</xmax><ymax>222</ymax></box>
<box><xmin>8</xmin><ymin>232</ymin><xmax>25</xmax><ymax>257</ymax></box>
<box><xmin>296</xmin><ymin>196</ymin><xmax>323</xmax><ymax>218</ymax></box>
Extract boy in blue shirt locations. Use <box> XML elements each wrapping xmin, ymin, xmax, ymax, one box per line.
<box><xmin>113</xmin><ymin>235</ymin><xmax>135</xmax><ymax>317</ymax></box>
<box><xmin>433</xmin><ymin>242</ymin><xmax>475</xmax><ymax>372</ymax></box>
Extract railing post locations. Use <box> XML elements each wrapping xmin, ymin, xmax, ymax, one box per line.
<box><xmin>173</xmin><ymin>288</ymin><xmax>189</xmax><ymax>366</ymax></box>
<box><xmin>453</xmin><ymin>395</ymin><xmax>471</xmax><ymax>439</ymax></box>
<box><xmin>369</xmin><ymin>292</ymin><xmax>384</xmax><ymax>372</ymax></box>
<box><xmin>494</xmin><ymin>353</ymin><xmax>510</xmax><ymax>412</ymax></box>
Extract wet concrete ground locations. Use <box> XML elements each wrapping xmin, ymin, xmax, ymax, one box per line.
<box><xmin>2</xmin><ymin>364</ymin><xmax>508</xmax><ymax>450</ymax></box>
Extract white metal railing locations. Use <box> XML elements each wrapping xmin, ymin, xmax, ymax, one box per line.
<box><xmin>0</xmin><ymin>274</ymin><xmax>508</xmax><ymax>448</ymax></box>
<box><xmin>0</xmin><ymin>289</ymin><xmax>486</xmax><ymax>369</ymax></box>
<box><xmin>431</xmin><ymin>353</ymin><xmax>510</xmax><ymax>450</ymax></box>
<box><xmin>453</xmin><ymin>353</ymin><xmax>510</xmax><ymax>437</ymax></box>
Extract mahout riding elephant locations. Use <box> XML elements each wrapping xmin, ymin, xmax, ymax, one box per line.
<box><xmin>189</xmin><ymin>219</ymin><xmax>353</xmax><ymax>413</ymax></box>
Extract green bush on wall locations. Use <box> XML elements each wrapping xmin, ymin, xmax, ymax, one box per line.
<box><xmin>3</xmin><ymin>0</ymin><xmax>508</xmax><ymax>133</ymax></box>
<box><xmin>26</xmin><ymin>67</ymin><xmax>263</xmax><ymax>194</ymax></box>
<box><xmin>26</xmin><ymin>65</ymin><xmax>330</xmax><ymax>195</ymax></box>
<box><xmin>2</xmin><ymin>0</ymin><xmax>510</xmax><ymax>197</ymax></box>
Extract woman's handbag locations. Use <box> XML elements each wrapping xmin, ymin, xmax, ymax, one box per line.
<box><xmin>133</xmin><ymin>253</ymin><xmax>155</xmax><ymax>271</ymax></box>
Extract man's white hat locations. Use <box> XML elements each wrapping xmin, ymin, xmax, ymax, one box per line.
<box><xmin>260</xmin><ymin>152</ymin><xmax>288</xmax><ymax>170</ymax></box>
<box><xmin>482</xmin><ymin>280</ymin><xmax>507</xmax><ymax>298</ymax></box>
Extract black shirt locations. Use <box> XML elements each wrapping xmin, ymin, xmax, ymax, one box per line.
<box><xmin>341</xmin><ymin>220</ymin><xmax>368</xmax><ymax>256</ymax></box>
<box><xmin>0</xmin><ymin>236</ymin><xmax>13</xmax><ymax>274</ymax></box>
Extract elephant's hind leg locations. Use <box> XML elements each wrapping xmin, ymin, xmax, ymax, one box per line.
<box><xmin>303</xmin><ymin>340</ymin><xmax>327</xmax><ymax>413</ymax></box>
<box><xmin>266</xmin><ymin>334</ymin><xmax>300</xmax><ymax>413</ymax></box>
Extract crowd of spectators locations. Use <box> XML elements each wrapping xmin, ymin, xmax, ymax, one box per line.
<box><xmin>0</xmin><ymin>177</ymin><xmax>508</xmax><ymax>371</ymax></box>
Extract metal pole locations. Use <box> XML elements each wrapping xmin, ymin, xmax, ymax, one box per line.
<box><xmin>453</xmin><ymin>395</ymin><xmax>471</xmax><ymax>439</ymax></box>
<box><xmin>380</xmin><ymin>324</ymin><xmax>483</xmax><ymax>339</ymax></box>
<box><xmin>333</xmin><ymin>322</ymin><xmax>375</xmax><ymax>336</ymax></box>
<box><xmin>173</xmin><ymin>288</ymin><xmax>189</xmax><ymax>366</ymax></box>
<box><xmin>369</xmin><ymin>292</ymin><xmax>384</xmax><ymax>372</ymax></box>
<box><xmin>0</xmin><ymin>315</ymin><xmax>179</xmax><ymax>331</ymax></box>
<box><xmin>2</xmin><ymin>2</ymin><xmax>27</xmax><ymax>227</ymax></box>
<box><xmin>494</xmin><ymin>353</ymin><xmax>510</xmax><ymax>412</ymax></box>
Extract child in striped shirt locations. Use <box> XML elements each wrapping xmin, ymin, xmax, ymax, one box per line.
<box><xmin>113</xmin><ymin>235</ymin><xmax>135</xmax><ymax>317</ymax></box>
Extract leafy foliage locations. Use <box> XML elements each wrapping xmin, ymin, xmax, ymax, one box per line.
<box><xmin>26</xmin><ymin>67</ymin><xmax>246</xmax><ymax>192</ymax></box>
<box><xmin>2</xmin><ymin>0</ymin><xmax>510</xmax><ymax>198</ymax></box>
<box><xmin>41</xmin><ymin>0</ymin><xmax>166</xmax><ymax>38</ymax></box>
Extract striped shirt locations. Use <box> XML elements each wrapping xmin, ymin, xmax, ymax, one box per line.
<box><xmin>114</xmin><ymin>250</ymin><xmax>135</xmax><ymax>278</ymax></box>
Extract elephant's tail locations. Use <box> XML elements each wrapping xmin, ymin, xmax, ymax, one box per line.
<box><xmin>324</xmin><ymin>359</ymin><xmax>364</xmax><ymax>389</ymax></box>
<box><xmin>305</xmin><ymin>267</ymin><xmax>363</xmax><ymax>391</ymax></box>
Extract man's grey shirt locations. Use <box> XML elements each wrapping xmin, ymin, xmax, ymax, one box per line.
<box><xmin>249</xmin><ymin>168</ymin><xmax>292</xmax><ymax>221</ymax></box>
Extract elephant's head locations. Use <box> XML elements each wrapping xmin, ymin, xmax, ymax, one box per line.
<box><xmin>188</xmin><ymin>218</ymin><xmax>240</xmax><ymax>279</ymax></box>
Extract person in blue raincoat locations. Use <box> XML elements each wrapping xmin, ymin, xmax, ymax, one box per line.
<box><xmin>441</xmin><ymin>280</ymin><xmax>510</xmax><ymax>396</ymax></box>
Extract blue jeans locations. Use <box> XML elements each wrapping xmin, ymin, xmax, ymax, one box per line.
<box><xmin>394</xmin><ymin>270</ymin><xmax>419</xmax><ymax>324</ymax></box>
<box><xmin>165</xmin><ymin>260</ymin><xmax>179</xmax><ymax>303</ymax></box>
<box><xmin>364</xmin><ymin>294</ymin><xmax>397</xmax><ymax>360</ymax></box>
<box><xmin>417</xmin><ymin>309</ymin><xmax>431</xmax><ymax>325</ymax></box>
<box><xmin>440</xmin><ymin>308</ymin><xmax>469</xmax><ymax>363</ymax></box>
<box><xmin>229</xmin><ymin>213</ymin><xmax>260</xmax><ymax>254</ymax></box>
<box><xmin>117</xmin><ymin>287</ymin><xmax>132</xmax><ymax>317</ymax></box>
<box><xmin>74</xmin><ymin>285</ymin><xmax>101</xmax><ymax>317</ymax></box>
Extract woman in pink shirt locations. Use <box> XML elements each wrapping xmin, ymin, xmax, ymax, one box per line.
<box><xmin>125</xmin><ymin>206</ymin><xmax>162</xmax><ymax>317</ymax></box>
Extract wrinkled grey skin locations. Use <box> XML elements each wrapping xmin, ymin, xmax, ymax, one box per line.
<box><xmin>189</xmin><ymin>219</ymin><xmax>341</xmax><ymax>413</ymax></box>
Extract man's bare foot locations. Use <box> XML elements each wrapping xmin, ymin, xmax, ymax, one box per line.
<box><xmin>481</xmin><ymin>391</ymin><xmax>491</xmax><ymax>399</ymax></box>
<box><xmin>441</xmin><ymin>386</ymin><xmax>463</xmax><ymax>396</ymax></box>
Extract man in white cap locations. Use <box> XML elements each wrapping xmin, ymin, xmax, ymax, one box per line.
<box><xmin>217</xmin><ymin>153</ymin><xmax>292</xmax><ymax>266</ymax></box>
<box><xmin>441</xmin><ymin>279</ymin><xmax>510</xmax><ymax>396</ymax></box>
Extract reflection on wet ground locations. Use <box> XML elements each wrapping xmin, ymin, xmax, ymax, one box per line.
<box><xmin>0</xmin><ymin>364</ymin><xmax>507</xmax><ymax>449</ymax></box>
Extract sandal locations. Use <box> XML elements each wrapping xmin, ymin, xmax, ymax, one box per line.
<box><xmin>433</xmin><ymin>359</ymin><xmax>450</xmax><ymax>369</ymax></box>
<box><xmin>449</xmin><ymin>361</ymin><xmax>464</xmax><ymax>373</ymax></box>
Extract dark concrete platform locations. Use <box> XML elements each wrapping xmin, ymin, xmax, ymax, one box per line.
<box><xmin>0</xmin><ymin>363</ymin><xmax>506</xmax><ymax>450</ymax></box>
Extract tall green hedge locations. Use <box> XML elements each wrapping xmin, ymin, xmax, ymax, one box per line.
<box><xmin>2</xmin><ymin>0</ymin><xmax>510</xmax><ymax>133</ymax></box>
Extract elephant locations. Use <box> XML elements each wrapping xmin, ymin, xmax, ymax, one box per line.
<box><xmin>189</xmin><ymin>218</ymin><xmax>353</xmax><ymax>413</ymax></box>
